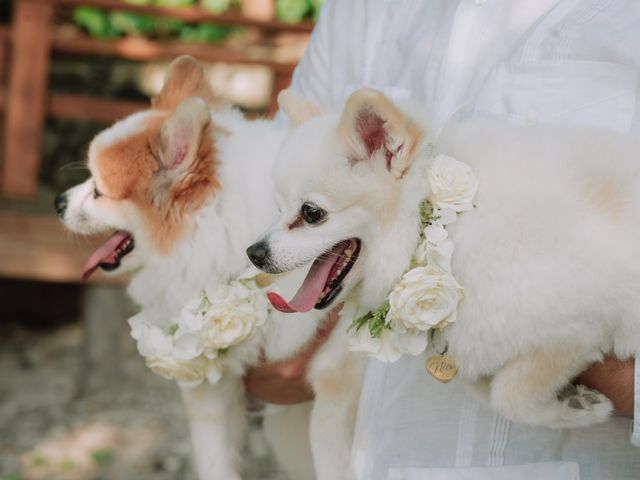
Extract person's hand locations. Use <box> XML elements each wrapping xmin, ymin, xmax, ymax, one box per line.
<box><xmin>576</xmin><ymin>356</ymin><xmax>635</xmax><ymax>417</ymax></box>
<box><xmin>243</xmin><ymin>307</ymin><xmax>341</xmax><ymax>405</ymax></box>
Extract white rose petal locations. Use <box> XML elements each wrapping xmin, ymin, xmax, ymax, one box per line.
<box><xmin>146</xmin><ymin>355</ymin><xmax>207</xmax><ymax>388</ymax></box>
<box><xmin>393</xmin><ymin>328</ymin><xmax>429</xmax><ymax>356</ymax></box>
<box><xmin>204</xmin><ymin>281</ymin><xmax>223</xmax><ymax>303</ymax></box>
<box><xmin>349</xmin><ymin>327</ymin><xmax>404</xmax><ymax>363</ymax></box>
<box><xmin>183</xmin><ymin>294</ymin><xmax>206</xmax><ymax>312</ymax></box>
<box><xmin>203</xmin><ymin>348</ymin><xmax>218</xmax><ymax>360</ymax></box>
<box><xmin>172</xmin><ymin>331</ymin><xmax>204</xmax><ymax>361</ymax></box>
<box><xmin>389</xmin><ymin>267</ymin><xmax>463</xmax><ymax>331</ymax></box>
<box><xmin>179</xmin><ymin>308</ymin><xmax>204</xmax><ymax>332</ymax></box>
<box><xmin>414</xmin><ymin>239</ymin><xmax>454</xmax><ymax>270</ymax></box>
<box><xmin>427</xmin><ymin>155</ymin><xmax>479</xmax><ymax>212</ymax></box>
<box><xmin>434</xmin><ymin>207</ymin><xmax>457</xmax><ymax>225</ymax></box>
<box><xmin>128</xmin><ymin>313</ymin><xmax>147</xmax><ymax>340</ymax></box>
<box><xmin>424</xmin><ymin>224</ymin><xmax>448</xmax><ymax>243</ymax></box>
<box><xmin>413</xmin><ymin>240</ymin><xmax>430</xmax><ymax>266</ymax></box>
<box><xmin>130</xmin><ymin>321</ymin><xmax>173</xmax><ymax>358</ymax></box>
<box><xmin>435</xmin><ymin>311</ymin><xmax>457</xmax><ymax>330</ymax></box>
<box><xmin>206</xmin><ymin>358</ymin><xmax>224</xmax><ymax>384</ymax></box>
<box><xmin>425</xmin><ymin>238</ymin><xmax>454</xmax><ymax>271</ymax></box>
<box><xmin>147</xmin><ymin>326</ymin><xmax>174</xmax><ymax>355</ymax></box>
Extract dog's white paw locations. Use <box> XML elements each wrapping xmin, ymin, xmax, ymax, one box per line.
<box><xmin>553</xmin><ymin>384</ymin><xmax>613</xmax><ymax>429</ymax></box>
<box><xmin>558</xmin><ymin>384</ymin><xmax>603</xmax><ymax>408</ymax></box>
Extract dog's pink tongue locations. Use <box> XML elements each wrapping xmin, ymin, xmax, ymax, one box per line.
<box><xmin>81</xmin><ymin>231</ymin><xmax>129</xmax><ymax>280</ymax></box>
<box><xmin>267</xmin><ymin>251</ymin><xmax>341</xmax><ymax>313</ymax></box>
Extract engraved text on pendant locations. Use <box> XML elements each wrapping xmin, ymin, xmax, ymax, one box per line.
<box><xmin>425</xmin><ymin>355</ymin><xmax>458</xmax><ymax>383</ymax></box>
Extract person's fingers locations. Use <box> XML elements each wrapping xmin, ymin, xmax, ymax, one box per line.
<box><xmin>244</xmin><ymin>369</ymin><xmax>315</xmax><ymax>404</ymax></box>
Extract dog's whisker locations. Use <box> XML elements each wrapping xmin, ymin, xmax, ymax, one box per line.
<box><xmin>59</xmin><ymin>161</ymin><xmax>89</xmax><ymax>173</ymax></box>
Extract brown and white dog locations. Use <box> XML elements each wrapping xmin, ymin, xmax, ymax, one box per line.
<box><xmin>56</xmin><ymin>56</ymin><xmax>364</xmax><ymax>480</ymax></box>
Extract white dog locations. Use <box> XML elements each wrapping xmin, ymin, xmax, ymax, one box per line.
<box><xmin>56</xmin><ymin>56</ymin><xmax>363</xmax><ymax>480</ymax></box>
<box><xmin>248</xmin><ymin>87</ymin><xmax>640</xmax><ymax>429</ymax></box>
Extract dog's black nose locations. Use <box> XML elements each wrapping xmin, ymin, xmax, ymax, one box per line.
<box><xmin>247</xmin><ymin>241</ymin><xmax>270</xmax><ymax>269</ymax></box>
<box><xmin>54</xmin><ymin>193</ymin><xmax>68</xmax><ymax>218</ymax></box>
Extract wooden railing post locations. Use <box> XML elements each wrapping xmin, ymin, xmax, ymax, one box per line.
<box><xmin>0</xmin><ymin>27</ymin><xmax>8</xmax><ymax>187</ymax></box>
<box><xmin>2</xmin><ymin>0</ymin><xmax>53</xmax><ymax>198</ymax></box>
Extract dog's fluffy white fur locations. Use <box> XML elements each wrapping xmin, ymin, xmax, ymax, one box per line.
<box><xmin>257</xmin><ymin>88</ymin><xmax>640</xmax><ymax>429</ymax></box>
<box><xmin>59</xmin><ymin>57</ymin><xmax>363</xmax><ymax>480</ymax></box>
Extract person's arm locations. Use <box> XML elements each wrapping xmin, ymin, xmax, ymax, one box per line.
<box><xmin>274</xmin><ymin>0</ymin><xmax>336</xmax><ymax>126</ymax></box>
<box><xmin>576</xmin><ymin>357</ymin><xmax>635</xmax><ymax>417</ymax></box>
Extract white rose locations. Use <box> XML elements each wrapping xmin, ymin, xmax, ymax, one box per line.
<box><xmin>201</xmin><ymin>280</ymin><xmax>269</xmax><ymax>352</ymax></box>
<box><xmin>202</xmin><ymin>305</ymin><xmax>257</xmax><ymax>350</ymax></box>
<box><xmin>427</xmin><ymin>155</ymin><xmax>479</xmax><ymax>212</ymax></box>
<box><xmin>389</xmin><ymin>267</ymin><xmax>463</xmax><ymax>331</ymax></box>
<box><xmin>146</xmin><ymin>354</ymin><xmax>208</xmax><ymax>388</ymax></box>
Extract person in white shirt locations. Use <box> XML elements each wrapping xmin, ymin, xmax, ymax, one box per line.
<box><xmin>245</xmin><ymin>1</ymin><xmax>640</xmax><ymax>479</ymax></box>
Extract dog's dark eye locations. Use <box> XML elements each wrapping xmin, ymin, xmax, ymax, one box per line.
<box><xmin>93</xmin><ymin>184</ymin><xmax>103</xmax><ymax>199</ymax></box>
<box><xmin>301</xmin><ymin>202</ymin><xmax>326</xmax><ymax>225</ymax></box>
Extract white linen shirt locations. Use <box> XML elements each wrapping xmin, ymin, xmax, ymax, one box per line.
<box><xmin>280</xmin><ymin>1</ymin><xmax>640</xmax><ymax>479</ymax></box>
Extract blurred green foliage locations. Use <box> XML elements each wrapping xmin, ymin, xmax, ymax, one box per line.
<box><xmin>73</xmin><ymin>7</ymin><xmax>120</xmax><ymax>39</ymax></box>
<box><xmin>274</xmin><ymin>0</ymin><xmax>323</xmax><ymax>23</ymax></box>
<box><xmin>0</xmin><ymin>475</ymin><xmax>22</xmax><ymax>480</ymax></box>
<box><xmin>275</xmin><ymin>0</ymin><xmax>308</xmax><ymax>23</ymax></box>
<box><xmin>72</xmin><ymin>0</ymin><xmax>234</xmax><ymax>41</ymax></box>
<box><xmin>179</xmin><ymin>23</ymin><xmax>233</xmax><ymax>42</ymax></box>
<box><xmin>72</xmin><ymin>0</ymin><xmax>324</xmax><ymax>39</ymax></box>
<box><xmin>91</xmin><ymin>448</ymin><xmax>116</xmax><ymax>468</ymax></box>
<box><xmin>201</xmin><ymin>0</ymin><xmax>231</xmax><ymax>14</ymax></box>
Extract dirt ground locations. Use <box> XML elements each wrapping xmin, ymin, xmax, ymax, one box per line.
<box><xmin>0</xmin><ymin>307</ymin><xmax>285</xmax><ymax>480</ymax></box>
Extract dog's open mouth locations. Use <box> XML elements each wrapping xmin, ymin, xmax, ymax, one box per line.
<box><xmin>267</xmin><ymin>238</ymin><xmax>361</xmax><ymax>313</ymax></box>
<box><xmin>81</xmin><ymin>230</ymin><xmax>135</xmax><ymax>280</ymax></box>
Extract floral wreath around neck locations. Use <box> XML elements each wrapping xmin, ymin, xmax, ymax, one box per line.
<box><xmin>128</xmin><ymin>268</ymin><xmax>270</xmax><ymax>388</ymax></box>
<box><xmin>348</xmin><ymin>154</ymin><xmax>479</xmax><ymax>363</ymax></box>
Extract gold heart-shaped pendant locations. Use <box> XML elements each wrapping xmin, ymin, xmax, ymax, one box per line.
<box><xmin>425</xmin><ymin>355</ymin><xmax>458</xmax><ymax>383</ymax></box>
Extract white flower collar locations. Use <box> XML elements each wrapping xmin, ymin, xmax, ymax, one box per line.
<box><xmin>128</xmin><ymin>267</ymin><xmax>270</xmax><ymax>388</ymax></box>
<box><xmin>348</xmin><ymin>154</ymin><xmax>479</xmax><ymax>363</ymax></box>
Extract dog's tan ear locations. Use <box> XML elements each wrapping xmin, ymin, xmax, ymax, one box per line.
<box><xmin>338</xmin><ymin>89</ymin><xmax>423</xmax><ymax>179</ymax></box>
<box><xmin>152</xmin><ymin>56</ymin><xmax>221</xmax><ymax>110</ymax></box>
<box><xmin>278</xmin><ymin>89</ymin><xmax>321</xmax><ymax>126</ymax></box>
<box><xmin>154</xmin><ymin>97</ymin><xmax>211</xmax><ymax>174</ymax></box>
